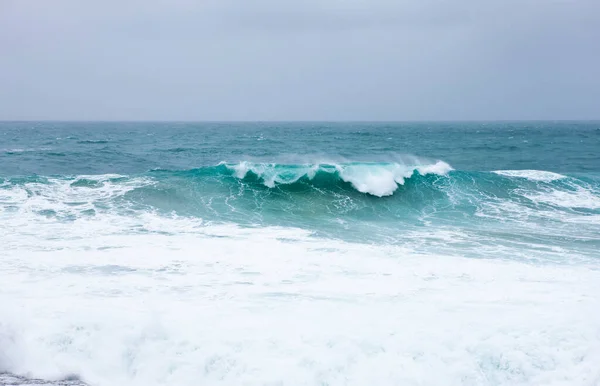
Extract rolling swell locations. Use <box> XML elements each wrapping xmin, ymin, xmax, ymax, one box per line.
<box><xmin>2</xmin><ymin>161</ymin><xmax>600</xmax><ymax>251</ymax></box>
<box><xmin>2</xmin><ymin>161</ymin><xmax>600</xmax><ymax>225</ymax></box>
<box><xmin>151</xmin><ymin>160</ymin><xmax>453</xmax><ymax>197</ymax></box>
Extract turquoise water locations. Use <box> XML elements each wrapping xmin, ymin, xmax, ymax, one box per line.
<box><xmin>1</xmin><ymin>122</ymin><xmax>600</xmax><ymax>386</ymax></box>
<box><xmin>2</xmin><ymin>121</ymin><xmax>599</xmax><ymax>259</ymax></box>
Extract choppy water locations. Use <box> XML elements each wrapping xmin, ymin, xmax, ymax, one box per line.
<box><xmin>1</xmin><ymin>122</ymin><xmax>600</xmax><ymax>385</ymax></box>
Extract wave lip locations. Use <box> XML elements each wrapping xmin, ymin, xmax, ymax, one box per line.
<box><xmin>223</xmin><ymin>160</ymin><xmax>453</xmax><ymax>197</ymax></box>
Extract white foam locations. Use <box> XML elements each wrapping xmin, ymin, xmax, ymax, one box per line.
<box><xmin>1</xmin><ymin>208</ymin><xmax>600</xmax><ymax>385</ymax></box>
<box><xmin>333</xmin><ymin>163</ymin><xmax>408</xmax><ymax>196</ymax></box>
<box><xmin>337</xmin><ymin>161</ymin><xmax>451</xmax><ymax>197</ymax></box>
<box><xmin>1</xmin><ymin>170</ymin><xmax>599</xmax><ymax>385</ymax></box>
<box><xmin>227</xmin><ymin>160</ymin><xmax>253</xmax><ymax>179</ymax></box>
<box><xmin>0</xmin><ymin>175</ymin><xmax>153</xmax><ymax>220</ymax></box>
<box><xmin>416</xmin><ymin>160</ymin><xmax>454</xmax><ymax>176</ymax></box>
<box><xmin>524</xmin><ymin>187</ymin><xmax>600</xmax><ymax>210</ymax></box>
<box><xmin>493</xmin><ymin>170</ymin><xmax>567</xmax><ymax>182</ymax></box>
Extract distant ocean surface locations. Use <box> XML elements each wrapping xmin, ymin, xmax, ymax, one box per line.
<box><xmin>1</xmin><ymin>122</ymin><xmax>600</xmax><ymax>386</ymax></box>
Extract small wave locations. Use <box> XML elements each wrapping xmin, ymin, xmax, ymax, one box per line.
<box><xmin>492</xmin><ymin>170</ymin><xmax>600</xmax><ymax>209</ymax></box>
<box><xmin>493</xmin><ymin>170</ymin><xmax>566</xmax><ymax>182</ymax></box>
<box><xmin>223</xmin><ymin>161</ymin><xmax>453</xmax><ymax>197</ymax></box>
<box><xmin>161</xmin><ymin>147</ymin><xmax>195</xmax><ymax>153</ymax></box>
<box><xmin>524</xmin><ymin>188</ymin><xmax>600</xmax><ymax>210</ymax></box>
<box><xmin>3</xmin><ymin>147</ymin><xmax>53</xmax><ymax>154</ymax></box>
<box><xmin>77</xmin><ymin>140</ymin><xmax>109</xmax><ymax>144</ymax></box>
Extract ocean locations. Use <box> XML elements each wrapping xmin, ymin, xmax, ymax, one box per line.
<box><xmin>1</xmin><ymin>121</ymin><xmax>599</xmax><ymax>385</ymax></box>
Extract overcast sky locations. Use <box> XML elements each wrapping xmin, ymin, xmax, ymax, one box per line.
<box><xmin>0</xmin><ymin>0</ymin><xmax>598</xmax><ymax>121</ymax></box>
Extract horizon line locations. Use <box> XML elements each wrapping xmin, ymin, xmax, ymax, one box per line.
<box><xmin>1</xmin><ymin>119</ymin><xmax>599</xmax><ymax>124</ymax></box>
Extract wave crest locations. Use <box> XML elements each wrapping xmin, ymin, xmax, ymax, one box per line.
<box><xmin>222</xmin><ymin>161</ymin><xmax>453</xmax><ymax>197</ymax></box>
<box><xmin>492</xmin><ymin>170</ymin><xmax>567</xmax><ymax>182</ymax></box>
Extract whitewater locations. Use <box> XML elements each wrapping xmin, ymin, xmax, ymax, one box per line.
<box><xmin>1</xmin><ymin>121</ymin><xmax>600</xmax><ymax>386</ymax></box>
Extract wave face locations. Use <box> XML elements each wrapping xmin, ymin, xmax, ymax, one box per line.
<box><xmin>2</xmin><ymin>122</ymin><xmax>600</xmax><ymax>386</ymax></box>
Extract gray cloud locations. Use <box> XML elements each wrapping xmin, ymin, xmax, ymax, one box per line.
<box><xmin>0</xmin><ymin>0</ymin><xmax>598</xmax><ymax>120</ymax></box>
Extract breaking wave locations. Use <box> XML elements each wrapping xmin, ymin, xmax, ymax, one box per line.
<box><xmin>220</xmin><ymin>160</ymin><xmax>453</xmax><ymax>196</ymax></box>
